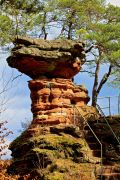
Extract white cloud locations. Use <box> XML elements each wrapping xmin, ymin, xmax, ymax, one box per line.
<box><xmin>107</xmin><ymin>0</ymin><xmax>120</xmax><ymax>6</ymax></box>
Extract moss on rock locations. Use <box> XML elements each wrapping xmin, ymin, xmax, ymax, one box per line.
<box><xmin>8</xmin><ymin>125</ymin><xmax>95</xmax><ymax>179</ymax></box>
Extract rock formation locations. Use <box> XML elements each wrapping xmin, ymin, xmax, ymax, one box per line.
<box><xmin>7</xmin><ymin>36</ymin><xmax>85</xmax><ymax>79</ymax></box>
<box><xmin>7</xmin><ymin>36</ymin><xmax>90</xmax><ymax>127</ymax></box>
<box><xmin>6</xmin><ymin>36</ymin><xmax>120</xmax><ymax>180</ymax></box>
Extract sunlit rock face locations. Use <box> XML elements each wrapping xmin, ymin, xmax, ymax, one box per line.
<box><xmin>7</xmin><ymin>36</ymin><xmax>89</xmax><ymax>126</ymax></box>
<box><xmin>6</xmin><ymin>37</ymin><xmax>120</xmax><ymax>180</ymax></box>
<box><xmin>7</xmin><ymin>36</ymin><xmax>85</xmax><ymax>79</ymax></box>
<box><xmin>7</xmin><ymin>37</ymin><xmax>103</xmax><ymax>179</ymax></box>
<box><xmin>29</xmin><ymin>78</ymin><xmax>89</xmax><ymax>126</ymax></box>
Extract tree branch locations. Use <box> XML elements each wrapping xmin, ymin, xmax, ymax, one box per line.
<box><xmin>0</xmin><ymin>0</ymin><xmax>5</xmax><ymax>5</ymax></box>
<box><xmin>97</xmin><ymin>64</ymin><xmax>112</xmax><ymax>94</ymax></box>
<box><xmin>114</xmin><ymin>61</ymin><xmax>120</xmax><ymax>68</ymax></box>
<box><xmin>85</xmin><ymin>45</ymin><xmax>98</xmax><ymax>53</ymax></box>
<box><xmin>85</xmin><ymin>45</ymin><xmax>94</xmax><ymax>53</ymax></box>
<box><xmin>80</xmin><ymin>70</ymin><xmax>95</xmax><ymax>75</ymax></box>
<box><xmin>92</xmin><ymin>58</ymin><xmax>100</xmax><ymax>106</ymax></box>
<box><xmin>85</xmin><ymin>60</ymin><xmax>96</xmax><ymax>63</ymax></box>
<box><xmin>12</xmin><ymin>73</ymin><xmax>23</xmax><ymax>82</ymax></box>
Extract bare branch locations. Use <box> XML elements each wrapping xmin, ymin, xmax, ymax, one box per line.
<box><xmin>0</xmin><ymin>68</ymin><xmax>14</xmax><ymax>95</ymax></box>
<box><xmin>12</xmin><ymin>73</ymin><xmax>23</xmax><ymax>82</ymax></box>
<box><xmin>90</xmin><ymin>51</ymin><xmax>99</xmax><ymax>57</ymax></box>
<box><xmin>80</xmin><ymin>70</ymin><xmax>95</xmax><ymax>75</ymax></box>
<box><xmin>85</xmin><ymin>45</ymin><xmax>94</xmax><ymax>53</ymax></box>
<box><xmin>85</xmin><ymin>60</ymin><xmax>95</xmax><ymax>63</ymax></box>
<box><xmin>113</xmin><ymin>61</ymin><xmax>120</xmax><ymax>68</ymax></box>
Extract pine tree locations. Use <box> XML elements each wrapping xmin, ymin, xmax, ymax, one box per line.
<box><xmin>77</xmin><ymin>3</ymin><xmax>120</xmax><ymax>106</ymax></box>
<box><xmin>0</xmin><ymin>0</ymin><xmax>120</xmax><ymax>106</ymax></box>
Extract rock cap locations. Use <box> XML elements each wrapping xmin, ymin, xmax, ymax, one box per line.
<box><xmin>7</xmin><ymin>36</ymin><xmax>86</xmax><ymax>79</ymax></box>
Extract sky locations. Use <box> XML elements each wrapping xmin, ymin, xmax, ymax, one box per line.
<box><xmin>0</xmin><ymin>0</ymin><xmax>120</xmax><ymax>159</ymax></box>
<box><xmin>107</xmin><ymin>0</ymin><xmax>120</xmax><ymax>6</ymax></box>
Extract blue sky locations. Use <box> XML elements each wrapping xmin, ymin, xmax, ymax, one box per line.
<box><xmin>0</xmin><ymin>0</ymin><xmax>120</xmax><ymax>158</ymax></box>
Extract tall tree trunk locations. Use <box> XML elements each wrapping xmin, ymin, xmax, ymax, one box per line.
<box><xmin>92</xmin><ymin>59</ymin><xmax>100</xmax><ymax>107</ymax></box>
<box><xmin>68</xmin><ymin>21</ymin><xmax>72</xmax><ymax>39</ymax></box>
<box><xmin>92</xmin><ymin>62</ymin><xmax>112</xmax><ymax>107</ymax></box>
<box><xmin>39</xmin><ymin>12</ymin><xmax>48</xmax><ymax>39</ymax></box>
<box><xmin>97</xmin><ymin>65</ymin><xmax>112</xmax><ymax>94</ymax></box>
<box><xmin>15</xmin><ymin>13</ymin><xmax>19</xmax><ymax>36</ymax></box>
<box><xmin>43</xmin><ymin>12</ymin><xmax>48</xmax><ymax>40</ymax></box>
<box><xmin>67</xmin><ymin>10</ymin><xmax>75</xmax><ymax>40</ymax></box>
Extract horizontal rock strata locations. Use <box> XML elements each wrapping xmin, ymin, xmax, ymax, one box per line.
<box><xmin>7</xmin><ymin>36</ymin><xmax>85</xmax><ymax>79</ymax></box>
<box><xmin>29</xmin><ymin>78</ymin><xmax>90</xmax><ymax>126</ymax></box>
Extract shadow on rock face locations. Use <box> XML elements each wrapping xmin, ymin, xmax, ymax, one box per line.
<box><xmin>7</xmin><ymin>36</ymin><xmax>85</xmax><ymax>79</ymax></box>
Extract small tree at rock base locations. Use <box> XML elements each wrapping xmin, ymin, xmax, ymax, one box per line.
<box><xmin>0</xmin><ymin>120</ymin><xmax>13</xmax><ymax>159</ymax></box>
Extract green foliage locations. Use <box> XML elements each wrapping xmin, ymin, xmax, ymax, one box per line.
<box><xmin>76</xmin><ymin>3</ymin><xmax>120</xmax><ymax>89</ymax></box>
<box><xmin>1</xmin><ymin>0</ymin><xmax>43</xmax><ymax>13</ymax></box>
<box><xmin>0</xmin><ymin>15</ymin><xmax>13</xmax><ymax>45</ymax></box>
<box><xmin>8</xmin><ymin>125</ymin><xmax>95</xmax><ymax>178</ymax></box>
<box><xmin>0</xmin><ymin>0</ymin><xmax>120</xmax><ymax>88</ymax></box>
<box><xmin>0</xmin><ymin>0</ymin><xmax>46</xmax><ymax>43</ymax></box>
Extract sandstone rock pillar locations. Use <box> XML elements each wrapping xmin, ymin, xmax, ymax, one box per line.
<box><xmin>6</xmin><ymin>36</ymin><xmax>96</xmax><ymax>179</ymax></box>
<box><xmin>7</xmin><ymin>36</ymin><xmax>89</xmax><ymax>127</ymax></box>
<box><xmin>29</xmin><ymin>78</ymin><xmax>89</xmax><ymax>126</ymax></box>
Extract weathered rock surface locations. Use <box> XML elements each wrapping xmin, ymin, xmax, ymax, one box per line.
<box><xmin>7</xmin><ymin>36</ymin><xmax>120</xmax><ymax>179</ymax></box>
<box><xmin>7</xmin><ymin>116</ymin><xmax>120</xmax><ymax>180</ymax></box>
<box><xmin>8</xmin><ymin>125</ymin><xmax>97</xmax><ymax>180</ymax></box>
<box><xmin>7</xmin><ymin>36</ymin><xmax>85</xmax><ymax>79</ymax></box>
<box><xmin>7</xmin><ymin>36</ymin><xmax>89</xmax><ymax>127</ymax></box>
<box><xmin>29</xmin><ymin>78</ymin><xmax>90</xmax><ymax>126</ymax></box>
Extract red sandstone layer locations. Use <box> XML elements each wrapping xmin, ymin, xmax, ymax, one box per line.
<box><xmin>29</xmin><ymin>78</ymin><xmax>90</xmax><ymax>126</ymax></box>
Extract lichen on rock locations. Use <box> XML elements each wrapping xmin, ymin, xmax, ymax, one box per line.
<box><xmin>6</xmin><ymin>36</ymin><xmax>103</xmax><ymax>180</ymax></box>
<box><xmin>8</xmin><ymin>125</ymin><xmax>96</xmax><ymax>180</ymax></box>
<box><xmin>7</xmin><ymin>36</ymin><xmax>86</xmax><ymax>79</ymax></box>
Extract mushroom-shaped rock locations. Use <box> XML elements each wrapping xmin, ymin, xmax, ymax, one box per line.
<box><xmin>7</xmin><ymin>36</ymin><xmax>85</xmax><ymax>79</ymax></box>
